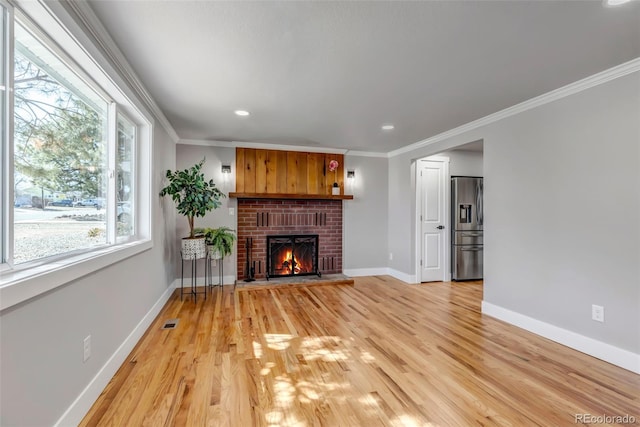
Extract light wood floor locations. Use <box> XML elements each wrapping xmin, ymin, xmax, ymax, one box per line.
<box><xmin>81</xmin><ymin>277</ymin><xmax>640</xmax><ymax>426</ymax></box>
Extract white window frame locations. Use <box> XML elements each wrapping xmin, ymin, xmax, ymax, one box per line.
<box><xmin>1</xmin><ymin>0</ymin><xmax>13</xmax><ymax>273</ymax></box>
<box><xmin>0</xmin><ymin>1</ymin><xmax>154</xmax><ymax>310</ymax></box>
<box><xmin>115</xmin><ymin>110</ymin><xmax>138</xmax><ymax>243</ymax></box>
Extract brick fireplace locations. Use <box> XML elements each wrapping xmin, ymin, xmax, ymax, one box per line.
<box><xmin>236</xmin><ymin>199</ymin><xmax>343</xmax><ymax>280</ymax></box>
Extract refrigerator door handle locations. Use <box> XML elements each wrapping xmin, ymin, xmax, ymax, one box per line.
<box><xmin>461</xmin><ymin>233</ymin><xmax>482</xmax><ymax>237</ymax></box>
<box><xmin>460</xmin><ymin>247</ymin><xmax>483</xmax><ymax>251</ymax></box>
<box><xmin>476</xmin><ymin>179</ymin><xmax>483</xmax><ymax>226</ymax></box>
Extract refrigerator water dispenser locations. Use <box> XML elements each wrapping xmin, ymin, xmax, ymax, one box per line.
<box><xmin>459</xmin><ymin>204</ymin><xmax>472</xmax><ymax>223</ymax></box>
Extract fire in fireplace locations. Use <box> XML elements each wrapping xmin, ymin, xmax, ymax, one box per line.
<box><xmin>267</xmin><ymin>235</ymin><xmax>320</xmax><ymax>279</ymax></box>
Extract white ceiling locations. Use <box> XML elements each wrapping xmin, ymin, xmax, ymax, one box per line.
<box><xmin>87</xmin><ymin>1</ymin><xmax>640</xmax><ymax>154</ymax></box>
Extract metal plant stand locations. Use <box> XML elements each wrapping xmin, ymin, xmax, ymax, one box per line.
<box><xmin>207</xmin><ymin>253</ymin><xmax>224</xmax><ymax>292</ymax></box>
<box><xmin>180</xmin><ymin>251</ymin><xmax>207</xmax><ymax>301</ymax></box>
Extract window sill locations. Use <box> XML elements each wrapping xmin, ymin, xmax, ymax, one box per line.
<box><xmin>0</xmin><ymin>240</ymin><xmax>153</xmax><ymax>311</ymax></box>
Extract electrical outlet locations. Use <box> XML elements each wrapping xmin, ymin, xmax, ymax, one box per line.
<box><xmin>83</xmin><ymin>335</ymin><xmax>91</xmax><ymax>362</ymax></box>
<box><xmin>389</xmin><ymin>252</ymin><xmax>393</xmax><ymax>261</ymax></box>
<box><xmin>229</xmin><ymin>207</ymin><xmax>235</xmax><ymax>216</ymax></box>
<box><xmin>591</xmin><ymin>305</ymin><xmax>604</xmax><ymax>322</ymax></box>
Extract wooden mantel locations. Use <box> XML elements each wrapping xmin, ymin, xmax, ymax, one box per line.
<box><xmin>229</xmin><ymin>192</ymin><xmax>353</xmax><ymax>200</ymax></box>
<box><xmin>234</xmin><ymin>148</ymin><xmax>353</xmax><ymax>199</ymax></box>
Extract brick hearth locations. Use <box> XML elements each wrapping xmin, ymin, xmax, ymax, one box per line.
<box><xmin>237</xmin><ymin>199</ymin><xmax>343</xmax><ymax>280</ymax></box>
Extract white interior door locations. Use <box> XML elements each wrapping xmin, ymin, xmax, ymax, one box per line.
<box><xmin>419</xmin><ymin>159</ymin><xmax>448</xmax><ymax>282</ymax></box>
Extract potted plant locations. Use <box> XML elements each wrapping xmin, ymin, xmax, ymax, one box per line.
<box><xmin>159</xmin><ymin>158</ymin><xmax>225</xmax><ymax>259</ymax></box>
<box><xmin>194</xmin><ymin>226</ymin><xmax>236</xmax><ymax>260</ymax></box>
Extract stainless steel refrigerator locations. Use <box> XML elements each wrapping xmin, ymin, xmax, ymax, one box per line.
<box><xmin>452</xmin><ymin>177</ymin><xmax>483</xmax><ymax>280</ymax></box>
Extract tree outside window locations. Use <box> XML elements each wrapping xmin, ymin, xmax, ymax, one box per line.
<box><xmin>12</xmin><ymin>21</ymin><xmax>109</xmax><ymax>264</ymax></box>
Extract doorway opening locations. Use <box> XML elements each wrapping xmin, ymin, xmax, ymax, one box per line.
<box><xmin>415</xmin><ymin>140</ymin><xmax>484</xmax><ymax>282</ymax></box>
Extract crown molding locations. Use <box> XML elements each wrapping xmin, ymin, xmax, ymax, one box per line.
<box><xmin>344</xmin><ymin>150</ymin><xmax>389</xmax><ymax>158</ymax></box>
<box><xmin>178</xmin><ymin>139</ymin><xmax>389</xmax><ymax>157</ymax></box>
<box><xmin>177</xmin><ymin>139</ymin><xmax>233</xmax><ymax>148</ymax></box>
<box><xmin>388</xmin><ymin>57</ymin><xmax>640</xmax><ymax>158</ymax></box>
<box><xmin>58</xmin><ymin>0</ymin><xmax>180</xmax><ymax>143</ymax></box>
<box><xmin>178</xmin><ymin>139</ymin><xmax>349</xmax><ymax>154</ymax></box>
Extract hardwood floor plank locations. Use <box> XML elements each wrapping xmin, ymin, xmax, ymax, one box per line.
<box><xmin>81</xmin><ymin>278</ymin><xmax>640</xmax><ymax>426</ymax></box>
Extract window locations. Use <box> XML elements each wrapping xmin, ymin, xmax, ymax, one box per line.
<box><xmin>116</xmin><ymin>113</ymin><xmax>135</xmax><ymax>239</ymax></box>
<box><xmin>13</xmin><ymin>20</ymin><xmax>110</xmax><ymax>264</ymax></box>
<box><xmin>1</xmin><ymin>2</ymin><xmax>152</xmax><ymax>307</ymax></box>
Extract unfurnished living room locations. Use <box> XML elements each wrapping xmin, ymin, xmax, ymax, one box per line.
<box><xmin>1</xmin><ymin>1</ymin><xmax>639</xmax><ymax>426</ymax></box>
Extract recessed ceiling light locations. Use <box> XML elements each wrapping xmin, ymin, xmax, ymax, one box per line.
<box><xmin>604</xmin><ymin>0</ymin><xmax>631</xmax><ymax>5</ymax></box>
<box><xmin>381</xmin><ymin>124</ymin><xmax>394</xmax><ymax>131</ymax></box>
<box><xmin>234</xmin><ymin>110</ymin><xmax>250</xmax><ymax>116</ymax></box>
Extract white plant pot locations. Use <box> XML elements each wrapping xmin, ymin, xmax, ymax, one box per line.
<box><xmin>208</xmin><ymin>245</ymin><xmax>222</xmax><ymax>260</ymax></box>
<box><xmin>181</xmin><ymin>237</ymin><xmax>207</xmax><ymax>260</ymax></box>
<box><xmin>332</xmin><ymin>186</ymin><xmax>340</xmax><ymax>195</ymax></box>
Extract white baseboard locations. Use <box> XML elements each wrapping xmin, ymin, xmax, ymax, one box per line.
<box><xmin>387</xmin><ymin>268</ymin><xmax>417</xmax><ymax>284</ymax></box>
<box><xmin>482</xmin><ymin>301</ymin><xmax>640</xmax><ymax>374</ymax></box>
<box><xmin>171</xmin><ymin>274</ymin><xmax>236</xmax><ymax>288</ymax></box>
<box><xmin>344</xmin><ymin>267</ymin><xmax>389</xmax><ymax>277</ymax></box>
<box><xmin>54</xmin><ymin>285</ymin><xmax>175</xmax><ymax>426</ymax></box>
<box><xmin>173</xmin><ymin>269</ymin><xmax>419</xmax><ymax>286</ymax></box>
<box><xmin>343</xmin><ymin>267</ymin><xmax>417</xmax><ymax>285</ymax></box>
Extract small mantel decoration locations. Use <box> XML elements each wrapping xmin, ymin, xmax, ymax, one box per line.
<box><xmin>329</xmin><ymin>159</ymin><xmax>340</xmax><ymax>195</ymax></box>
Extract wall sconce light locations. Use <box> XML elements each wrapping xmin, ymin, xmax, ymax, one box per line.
<box><xmin>347</xmin><ymin>170</ymin><xmax>355</xmax><ymax>179</ymax></box>
<box><xmin>221</xmin><ymin>165</ymin><xmax>232</xmax><ymax>174</ymax></box>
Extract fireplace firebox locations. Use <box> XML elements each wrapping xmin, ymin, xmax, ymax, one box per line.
<box><xmin>267</xmin><ymin>234</ymin><xmax>320</xmax><ymax>279</ymax></box>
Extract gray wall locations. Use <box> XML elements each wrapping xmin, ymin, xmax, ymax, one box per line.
<box><xmin>0</xmin><ymin>125</ymin><xmax>177</xmax><ymax>426</ymax></box>
<box><xmin>483</xmin><ymin>73</ymin><xmax>639</xmax><ymax>352</ymax></box>
<box><xmin>174</xmin><ymin>144</ymin><xmax>237</xmax><ymax>281</ymax></box>
<box><xmin>388</xmin><ymin>153</ymin><xmax>417</xmax><ymax>275</ymax></box>
<box><xmin>444</xmin><ymin>149</ymin><xmax>483</xmax><ymax>177</ymax></box>
<box><xmin>388</xmin><ymin>71</ymin><xmax>640</xmax><ymax>353</ymax></box>
<box><xmin>344</xmin><ymin>155</ymin><xmax>389</xmax><ymax>271</ymax></box>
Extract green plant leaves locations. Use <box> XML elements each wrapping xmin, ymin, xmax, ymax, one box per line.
<box><xmin>159</xmin><ymin>158</ymin><xmax>226</xmax><ymax>237</ymax></box>
<box><xmin>196</xmin><ymin>226</ymin><xmax>236</xmax><ymax>257</ymax></box>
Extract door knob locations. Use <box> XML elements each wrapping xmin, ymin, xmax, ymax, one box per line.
<box><xmin>436</xmin><ymin>225</ymin><xmax>445</xmax><ymax>229</ymax></box>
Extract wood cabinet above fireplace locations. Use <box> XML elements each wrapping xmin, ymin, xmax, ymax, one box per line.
<box><xmin>230</xmin><ymin>148</ymin><xmax>353</xmax><ymax>200</ymax></box>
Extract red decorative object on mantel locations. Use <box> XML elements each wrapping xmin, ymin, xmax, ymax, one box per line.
<box><xmin>329</xmin><ymin>159</ymin><xmax>340</xmax><ymax>195</ymax></box>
